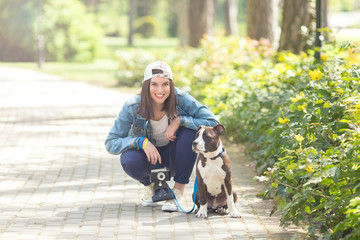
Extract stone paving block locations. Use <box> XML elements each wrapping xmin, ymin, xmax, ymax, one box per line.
<box><xmin>98</xmin><ymin>227</ymin><xmax>116</xmax><ymax>237</ymax></box>
<box><xmin>77</xmin><ymin>234</ymin><xmax>96</xmax><ymax>240</ymax></box>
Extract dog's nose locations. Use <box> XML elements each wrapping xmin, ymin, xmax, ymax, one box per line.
<box><xmin>192</xmin><ymin>142</ymin><xmax>198</xmax><ymax>147</ymax></box>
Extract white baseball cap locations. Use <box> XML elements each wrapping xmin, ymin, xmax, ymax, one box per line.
<box><xmin>144</xmin><ymin>61</ymin><xmax>173</xmax><ymax>81</ymax></box>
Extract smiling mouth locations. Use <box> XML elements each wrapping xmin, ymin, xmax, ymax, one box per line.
<box><xmin>155</xmin><ymin>93</ymin><xmax>165</xmax><ymax>99</ymax></box>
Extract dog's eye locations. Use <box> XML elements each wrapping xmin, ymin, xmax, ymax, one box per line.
<box><xmin>204</xmin><ymin>132</ymin><xmax>215</xmax><ymax>140</ymax></box>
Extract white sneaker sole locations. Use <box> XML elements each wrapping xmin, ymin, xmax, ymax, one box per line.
<box><xmin>141</xmin><ymin>201</ymin><xmax>158</xmax><ymax>207</ymax></box>
<box><xmin>161</xmin><ymin>204</ymin><xmax>179</xmax><ymax>212</ymax></box>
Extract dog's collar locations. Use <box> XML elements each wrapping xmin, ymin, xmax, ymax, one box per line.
<box><xmin>210</xmin><ymin>147</ymin><xmax>225</xmax><ymax>160</ymax></box>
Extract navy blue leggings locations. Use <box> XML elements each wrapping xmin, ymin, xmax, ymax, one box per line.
<box><xmin>120</xmin><ymin>127</ymin><xmax>197</xmax><ymax>186</ymax></box>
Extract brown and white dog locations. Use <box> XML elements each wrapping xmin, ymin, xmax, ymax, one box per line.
<box><xmin>192</xmin><ymin>124</ymin><xmax>241</xmax><ymax>218</ymax></box>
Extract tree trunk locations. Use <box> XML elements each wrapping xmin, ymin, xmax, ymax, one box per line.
<box><xmin>36</xmin><ymin>0</ymin><xmax>44</xmax><ymax>68</ymax></box>
<box><xmin>322</xmin><ymin>0</ymin><xmax>329</xmax><ymax>41</ymax></box>
<box><xmin>354</xmin><ymin>0</ymin><xmax>360</xmax><ymax>9</ymax></box>
<box><xmin>278</xmin><ymin>0</ymin><xmax>314</xmax><ymax>53</ymax></box>
<box><xmin>225</xmin><ymin>0</ymin><xmax>238</xmax><ymax>36</ymax></box>
<box><xmin>90</xmin><ymin>0</ymin><xmax>98</xmax><ymax>13</ymax></box>
<box><xmin>81</xmin><ymin>0</ymin><xmax>99</xmax><ymax>13</ymax></box>
<box><xmin>128</xmin><ymin>0</ymin><xmax>137</xmax><ymax>46</ymax></box>
<box><xmin>178</xmin><ymin>0</ymin><xmax>189</xmax><ymax>46</ymax></box>
<box><xmin>246</xmin><ymin>0</ymin><xmax>274</xmax><ymax>42</ymax></box>
<box><xmin>206</xmin><ymin>0</ymin><xmax>216</xmax><ymax>36</ymax></box>
<box><xmin>188</xmin><ymin>0</ymin><xmax>215</xmax><ymax>47</ymax></box>
<box><xmin>323</xmin><ymin>0</ymin><xmax>328</xmax><ymax>28</ymax></box>
<box><xmin>137</xmin><ymin>0</ymin><xmax>156</xmax><ymax>17</ymax></box>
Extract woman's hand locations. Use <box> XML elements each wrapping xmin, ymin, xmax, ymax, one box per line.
<box><xmin>165</xmin><ymin>116</ymin><xmax>181</xmax><ymax>142</ymax></box>
<box><xmin>143</xmin><ymin>141</ymin><xmax>162</xmax><ymax>165</ymax></box>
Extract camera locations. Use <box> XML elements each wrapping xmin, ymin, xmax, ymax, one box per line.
<box><xmin>150</xmin><ymin>167</ymin><xmax>170</xmax><ymax>182</ymax></box>
<box><xmin>150</xmin><ymin>167</ymin><xmax>173</xmax><ymax>202</ymax></box>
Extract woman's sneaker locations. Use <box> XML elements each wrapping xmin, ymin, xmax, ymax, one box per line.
<box><xmin>161</xmin><ymin>188</ymin><xmax>182</xmax><ymax>212</ymax></box>
<box><xmin>141</xmin><ymin>183</ymin><xmax>158</xmax><ymax>207</ymax></box>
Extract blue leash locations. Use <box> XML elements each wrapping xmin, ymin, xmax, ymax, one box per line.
<box><xmin>169</xmin><ymin>176</ymin><xmax>198</xmax><ymax>214</ymax></box>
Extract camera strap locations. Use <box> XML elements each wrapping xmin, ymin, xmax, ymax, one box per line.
<box><xmin>169</xmin><ymin>177</ymin><xmax>198</xmax><ymax>214</ymax></box>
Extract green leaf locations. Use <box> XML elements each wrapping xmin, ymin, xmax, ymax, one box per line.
<box><xmin>338</xmin><ymin>119</ymin><xmax>351</xmax><ymax>123</ymax></box>
<box><xmin>324</xmin><ymin>166</ymin><xmax>341</xmax><ymax>182</ymax></box>
<box><xmin>284</xmin><ymin>171</ymin><xmax>295</xmax><ymax>181</ymax></box>
<box><xmin>307</xmin><ymin>197</ymin><xmax>316</xmax><ymax>203</ymax></box>
<box><xmin>321</xmin><ymin>178</ymin><xmax>334</xmax><ymax>185</ymax></box>
<box><xmin>290</xmin><ymin>103</ymin><xmax>296</xmax><ymax>111</ymax></box>
<box><xmin>286</xmin><ymin>163</ymin><xmax>299</xmax><ymax>171</ymax></box>
<box><xmin>323</xmin><ymin>164</ymin><xmax>336</xmax><ymax>171</ymax></box>
<box><xmin>323</xmin><ymin>101</ymin><xmax>332</xmax><ymax>108</ymax></box>
<box><xmin>315</xmin><ymin>99</ymin><xmax>324</xmax><ymax>104</ymax></box>
<box><xmin>318</xmin><ymin>89</ymin><xmax>332</xmax><ymax>98</ymax></box>
<box><xmin>333</xmin><ymin>167</ymin><xmax>340</xmax><ymax>183</ymax></box>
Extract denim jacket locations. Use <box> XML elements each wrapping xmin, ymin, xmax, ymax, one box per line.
<box><xmin>105</xmin><ymin>87</ymin><xmax>219</xmax><ymax>155</ymax></box>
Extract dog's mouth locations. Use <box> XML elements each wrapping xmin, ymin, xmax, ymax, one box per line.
<box><xmin>192</xmin><ymin>145</ymin><xmax>201</xmax><ymax>152</ymax></box>
<box><xmin>192</xmin><ymin>146</ymin><xmax>207</xmax><ymax>153</ymax></box>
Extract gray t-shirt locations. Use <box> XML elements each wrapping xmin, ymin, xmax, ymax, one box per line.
<box><xmin>150</xmin><ymin>114</ymin><xmax>169</xmax><ymax>147</ymax></box>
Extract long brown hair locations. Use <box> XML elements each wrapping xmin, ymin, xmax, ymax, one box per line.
<box><xmin>137</xmin><ymin>69</ymin><xmax>178</xmax><ymax>120</ymax></box>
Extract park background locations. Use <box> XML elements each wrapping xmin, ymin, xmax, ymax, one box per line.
<box><xmin>1</xmin><ymin>0</ymin><xmax>360</xmax><ymax>239</ymax></box>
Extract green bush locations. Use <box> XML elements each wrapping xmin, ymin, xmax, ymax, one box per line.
<box><xmin>114</xmin><ymin>49</ymin><xmax>157</xmax><ymax>87</ymax></box>
<box><xmin>261</xmin><ymin>55</ymin><xmax>360</xmax><ymax>239</ymax></box>
<box><xmin>42</xmin><ymin>0</ymin><xmax>102</xmax><ymax>62</ymax></box>
<box><xmin>196</xmin><ymin>38</ymin><xmax>360</xmax><ymax>239</ymax></box>
<box><xmin>135</xmin><ymin>16</ymin><xmax>159</xmax><ymax>38</ymax></box>
<box><xmin>114</xmin><ymin>47</ymin><xmax>196</xmax><ymax>88</ymax></box>
<box><xmin>0</xmin><ymin>0</ymin><xmax>102</xmax><ymax>62</ymax></box>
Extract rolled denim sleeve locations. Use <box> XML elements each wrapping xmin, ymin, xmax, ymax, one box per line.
<box><xmin>105</xmin><ymin>103</ymin><xmax>140</xmax><ymax>155</ymax></box>
<box><xmin>178</xmin><ymin>92</ymin><xmax>219</xmax><ymax>130</ymax></box>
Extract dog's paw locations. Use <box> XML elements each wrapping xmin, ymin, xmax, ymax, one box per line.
<box><xmin>195</xmin><ymin>212</ymin><xmax>208</xmax><ymax>218</ymax></box>
<box><xmin>215</xmin><ymin>207</ymin><xmax>228</xmax><ymax>215</ymax></box>
<box><xmin>229</xmin><ymin>209</ymin><xmax>241</xmax><ymax>218</ymax></box>
<box><xmin>195</xmin><ymin>206</ymin><xmax>208</xmax><ymax>218</ymax></box>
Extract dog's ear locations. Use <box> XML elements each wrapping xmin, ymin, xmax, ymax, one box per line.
<box><xmin>196</xmin><ymin>125</ymin><xmax>204</xmax><ymax>133</ymax></box>
<box><xmin>214</xmin><ymin>124</ymin><xmax>226</xmax><ymax>135</ymax></box>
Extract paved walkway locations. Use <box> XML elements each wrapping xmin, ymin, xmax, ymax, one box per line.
<box><xmin>0</xmin><ymin>67</ymin><xmax>304</xmax><ymax>240</ymax></box>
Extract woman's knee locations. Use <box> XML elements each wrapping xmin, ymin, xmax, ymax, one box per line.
<box><xmin>120</xmin><ymin>149</ymin><xmax>150</xmax><ymax>184</ymax></box>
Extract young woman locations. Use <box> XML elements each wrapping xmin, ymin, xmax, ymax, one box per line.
<box><xmin>105</xmin><ymin>61</ymin><xmax>219</xmax><ymax>212</ymax></box>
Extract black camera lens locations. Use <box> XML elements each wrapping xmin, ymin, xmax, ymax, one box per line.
<box><xmin>157</xmin><ymin>172</ymin><xmax>166</xmax><ymax>181</ymax></box>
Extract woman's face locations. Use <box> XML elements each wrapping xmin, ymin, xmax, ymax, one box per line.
<box><xmin>149</xmin><ymin>76</ymin><xmax>170</xmax><ymax>107</ymax></box>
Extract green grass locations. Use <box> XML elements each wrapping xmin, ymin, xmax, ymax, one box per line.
<box><xmin>99</xmin><ymin>37</ymin><xmax>179</xmax><ymax>58</ymax></box>
<box><xmin>348</xmin><ymin>22</ymin><xmax>360</xmax><ymax>28</ymax></box>
<box><xmin>0</xmin><ymin>60</ymin><xmax>118</xmax><ymax>86</ymax></box>
<box><xmin>334</xmin><ymin>34</ymin><xmax>360</xmax><ymax>43</ymax></box>
<box><xmin>102</xmin><ymin>36</ymin><xmax>179</xmax><ymax>48</ymax></box>
<box><xmin>0</xmin><ymin>37</ymin><xmax>179</xmax><ymax>93</ymax></box>
<box><xmin>0</xmin><ymin>60</ymin><xmax>141</xmax><ymax>94</ymax></box>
